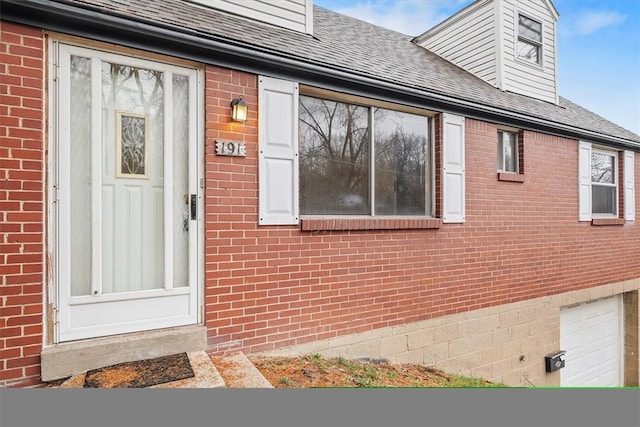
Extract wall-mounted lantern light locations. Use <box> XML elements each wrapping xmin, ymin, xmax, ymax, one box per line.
<box><xmin>231</xmin><ymin>96</ymin><xmax>248</xmax><ymax>123</ymax></box>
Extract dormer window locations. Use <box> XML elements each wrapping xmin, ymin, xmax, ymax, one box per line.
<box><xmin>517</xmin><ymin>14</ymin><xmax>542</xmax><ymax>65</ymax></box>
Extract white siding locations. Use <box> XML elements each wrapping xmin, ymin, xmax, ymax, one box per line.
<box><xmin>189</xmin><ymin>0</ymin><xmax>313</xmax><ymax>34</ymax></box>
<box><xmin>415</xmin><ymin>0</ymin><xmax>497</xmax><ymax>86</ymax></box>
<box><xmin>501</xmin><ymin>0</ymin><xmax>558</xmax><ymax>104</ymax></box>
<box><xmin>416</xmin><ymin>0</ymin><xmax>558</xmax><ymax>105</ymax></box>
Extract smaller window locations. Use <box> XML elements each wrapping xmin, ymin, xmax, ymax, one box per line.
<box><xmin>498</xmin><ymin>130</ymin><xmax>518</xmax><ymax>173</ymax></box>
<box><xmin>517</xmin><ymin>14</ymin><xmax>542</xmax><ymax>65</ymax></box>
<box><xmin>591</xmin><ymin>149</ymin><xmax>618</xmax><ymax>216</ymax></box>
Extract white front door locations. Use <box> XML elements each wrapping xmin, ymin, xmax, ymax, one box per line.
<box><xmin>560</xmin><ymin>296</ymin><xmax>623</xmax><ymax>386</ymax></box>
<box><xmin>53</xmin><ymin>43</ymin><xmax>202</xmax><ymax>342</ymax></box>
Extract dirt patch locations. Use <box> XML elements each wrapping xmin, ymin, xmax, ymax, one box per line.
<box><xmin>248</xmin><ymin>354</ymin><xmax>503</xmax><ymax>388</ymax></box>
<box><xmin>84</xmin><ymin>353</ymin><xmax>194</xmax><ymax>388</ymax></box>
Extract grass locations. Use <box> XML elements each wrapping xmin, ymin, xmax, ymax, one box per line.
<box><xmin>249</xmin><ymin>354</ymin><xmax>509</xmax><ymax>388</ymax></box>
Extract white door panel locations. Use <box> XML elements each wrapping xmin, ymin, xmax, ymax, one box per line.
<box><xmin>62</xmin><ymin>291</ymin><xmax>193</xmax><ymax>341</ymax></box>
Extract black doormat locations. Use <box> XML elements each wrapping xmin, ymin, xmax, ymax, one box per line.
<box><xmin>84</xmin><ymin>353</ymin><xmax>195</xmax><ymax>388</ymax></box>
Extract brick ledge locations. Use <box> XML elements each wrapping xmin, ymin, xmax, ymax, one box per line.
<box><xmin>591</xmin><ymin>218</ymin><xmax>625</xmax><ymax>226</ymax></box>
<box><xmin>300</xmin><ymin>217</ymin><xmax>442</xmax><ymax>231</ymax></box>
<box><xmin>497</xmin><ymin>172</ymin><xmax>525</xmax><ymax>182</ymax></box>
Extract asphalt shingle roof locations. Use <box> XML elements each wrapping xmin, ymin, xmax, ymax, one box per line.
<box><xmin>55</xmin><ymin>0</ymin><xmax>640</xmax><ymax>144</ymax></box>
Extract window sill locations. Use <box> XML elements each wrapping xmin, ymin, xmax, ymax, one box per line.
<box><xmin>497</xmin><ymin>172</ymin><xmax>525</xmax><ymax>182</ymax></box>
<box><xmin>591</xmin><ymin>218</ymin><xmax>625</xmax><ymax>226</ymax></box>
<box><xmin>300</xmin><ymin>217</ymin><xmax>442</xmax><ymax>231</ymax></box>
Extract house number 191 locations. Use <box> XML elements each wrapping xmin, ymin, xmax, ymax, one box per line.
<box><xmin>215</xmin><ymin>140</ymin><xmax>246</xmax><ymax>157</ymax></box>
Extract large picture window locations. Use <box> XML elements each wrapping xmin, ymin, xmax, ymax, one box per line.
<box><xmin>299</xmin><ymin>95</ymin><xmax>432</xmax><ymax>216</ymax></box>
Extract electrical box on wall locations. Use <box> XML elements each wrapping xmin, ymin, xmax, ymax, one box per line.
<box><xmin>545</xmin><ymin>351</ymin><xmax>566</xmax><ymax>373</ymax></box>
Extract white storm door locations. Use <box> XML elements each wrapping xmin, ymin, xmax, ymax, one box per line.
<box><xmin>55</xmin><ymin>44</ymin><xmax>201</xmax><ymax>342</ymax></box>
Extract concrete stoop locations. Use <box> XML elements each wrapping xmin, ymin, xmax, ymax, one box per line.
<box><xmin>57</xmin><ymin>351</ymin><xmax>273</xmax><ymax>388</ymax></box>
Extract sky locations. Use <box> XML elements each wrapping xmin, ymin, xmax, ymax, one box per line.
<box><xmin>314</xmin><ymin>0</ymin><xmax>640</xmax><ymax>136</ymax></box>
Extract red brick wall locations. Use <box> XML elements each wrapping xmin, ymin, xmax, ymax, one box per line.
<box><xmin>202</xmin><ymin>70</ymin><xmax>640</xmax><ymax>356</ymax></box>
<box><xmin>1</xmin><ymin>25</ymin><xmax>639</xmax><ymax>386</ymax></box>
<box><xmin>0</xmin><ymin>22</ymin><xmax>45</xmax><ymax>387</ymax></box>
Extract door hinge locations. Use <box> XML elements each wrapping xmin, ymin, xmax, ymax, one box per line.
<box><xmin>200</xmin><ymin>178</ymin><xmax>204</xmax><ymax>189</ymax></box>
<box><xmin>52</xmin><ymin>41</ymin><xmax>59</xmax><ymax>82</ymax></box>
<box><xmin>53</xmin><ymin>307</ymin><xmax>60</xmax><ymax>325</ymax></box>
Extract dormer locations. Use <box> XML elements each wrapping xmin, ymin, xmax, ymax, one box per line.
<box><xmin>414</xmin><ymin>0</ymin><xmax>559</xmax><ymax>105</ymax></box>
<box><xmin>188</xmin><ymin>0</ymin><xmax>313</xmax><ymax>34</ymax></box>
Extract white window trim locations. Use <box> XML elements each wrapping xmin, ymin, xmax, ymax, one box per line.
<box><xmin>591</xmin><ymin>147</ymin><xmax>619</xmax><ymax>219</ymax></box>
<box><xmin>298</xmin><ymin>91</ymin><xmax>436</xmax><ymax>218</ymax></box>
<box><xmin>497</xmin><ymin>129</ymin><xmax>519</xmax><ymax>173</ymax></box>
<box><xmin>580</xmin><ymin>141</ymin><xmax>622</xmax><ymax>221</ymax></box>
<box><xmin>515</xmin><ymin>11</ymin><xmax>544</xmax><ymax>68</ymax></box>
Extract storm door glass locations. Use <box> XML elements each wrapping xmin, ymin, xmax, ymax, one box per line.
<box><xmin>68</xmin><ymin>58</ymin><xmax>190</xmax><ymax>296</ymax></box>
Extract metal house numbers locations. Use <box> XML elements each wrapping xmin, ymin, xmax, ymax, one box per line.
<box><xmin>215</xmin><ymin>140</ymin><xmax>246</xmax><ymax>157</ymax></box>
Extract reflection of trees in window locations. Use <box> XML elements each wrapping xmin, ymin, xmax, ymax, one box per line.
<box><xmin>374</xmin><ymin>109</ymin><xmax>428</xmax><ymax>215</ymax></box>
<box><xmin>103</xmin><ymin>63</ymin><xmax>164</xmax><ymax>179</ymax></box>
<box><xmin>591</xmin><ymin>151</ymin><xmax>617</xmax><ymax>215</ymax></box>
<box><xmin>105</xmin><ymin>64</ymin><xmax>164</xmax><ymax>113</ymax></box>
<box><xmin>517</xmin><ymin>14</ymin><xmax>542</xmax><ymax>64</ymax></box>
<box><xmin>299</xmin><ymin>95</ymin><xmax>430</xmax><ymax>216</ymax></box>
<box><xmin>591</xmin><ymin>152</ymin><xmax>613</xmax><ymax>183</ymax></box>
<box><xmin>299</xmin><ymin>96</ymin><xmax>370</xmax><ymax>215</ymax></box>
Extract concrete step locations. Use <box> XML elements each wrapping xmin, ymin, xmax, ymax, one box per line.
<box><xmin>211</xmin><ymin>352</ymin><xmax>274</xmax><ymax>388</ymax></box>
<box><xmin>53</xmin><ymin>350</ymin><xmax>272</xmax><ymax>388</ymax></box>
<box><xmin>58</xmin><ymin>351</ymin><xmax>225</xmax><ymax>388</ymax></box>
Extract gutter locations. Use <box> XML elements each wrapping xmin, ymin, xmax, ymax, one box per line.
<box><xmin>2</xmin><ymin>0</ymin><xmax>638</xmax><ymax>151</ymax></box>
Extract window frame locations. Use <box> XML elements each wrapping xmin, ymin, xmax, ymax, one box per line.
<box><xmin>516</xmin><ymin>13</ymin><xmax>543</xmax><ymax>66</ymax></box>
<box><xmin>298</xmin><ymin>88</ymin><xmax>436</xmax><ymax>218</ymax></box>
<box><xmin>590</xmin><ymin>146</ymin><xmax>619</xmax><ymax>218</ymax></box>
<box><xmin>497</xmin><ymin>129</ymin><xmax>519</xmax><ymax>173</ymax></box>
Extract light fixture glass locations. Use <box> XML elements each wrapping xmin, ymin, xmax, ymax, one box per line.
<box><xmin>231</xmin><ymin>96</ymin><xmax>248</xmax><ymax>122</ymax></box>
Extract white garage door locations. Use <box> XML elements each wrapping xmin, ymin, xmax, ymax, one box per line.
<box><xmin>560</xmin><ymin>296</ymin><xmax>622</xmax><ymax>386</ymax></box>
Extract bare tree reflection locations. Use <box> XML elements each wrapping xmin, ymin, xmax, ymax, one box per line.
<box><xmin>299</xmin><ymin>96</ymin><xmax>430</xmax><ymax>216</ymax></box>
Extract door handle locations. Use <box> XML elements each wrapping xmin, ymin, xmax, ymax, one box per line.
<box><xmin>190</xmin><ymin>194</ymin><xmax>197</xmax><ymax>220</ymax></box>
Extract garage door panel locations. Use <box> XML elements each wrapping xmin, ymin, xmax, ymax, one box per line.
<box><xmin>560</xmin><ymin>296</ymin><xmax>622</xmax><ymax>387</ymax></box>
<box><xmin>584</xmin><ymin>350</ymin><xmax>601</xmax><ymax>371</ymax></box>
<box><xmin>602</xmin><ymin>318</ymin><xmax>618</xmax><ymax>337</ymax></box>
